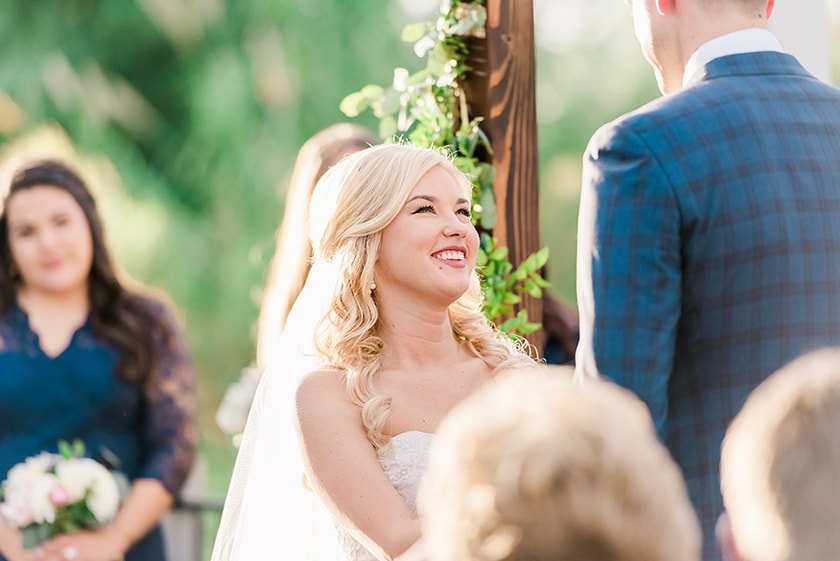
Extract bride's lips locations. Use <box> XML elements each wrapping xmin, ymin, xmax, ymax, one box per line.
<box><xmin>431</xmin><ymin>246</ymin><xmax>468</xmax><ymax>267</ymax></box>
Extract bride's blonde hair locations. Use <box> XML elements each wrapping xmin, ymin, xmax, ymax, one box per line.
<box><xmin>309</xmin><ymin>143</ymin><xmax>532</xmax><ymax>447</ymax></box>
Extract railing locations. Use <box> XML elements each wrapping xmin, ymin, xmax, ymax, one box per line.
<box><xmin>163</xmin><ymin>496</ymin><xmax>225</xmax><ymax>561</ymax></box>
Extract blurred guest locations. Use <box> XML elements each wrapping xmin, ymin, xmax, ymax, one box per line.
<box><xmin>0</xmin><ymin>159</ymin><xmax>198</xmax><ymax>561</ymax></box>
<box><xmin>718</xmin><ymin>347</ymin><xmax>840</xmax><ymax>561</ymax></box>
<box><xmin>416</xmin><ymin>365</ymin><xmax>701</xmax><ymax>561</ymax></box>
<box><xmin>256</xmin><ymin>123</ymin><xmax>378</xmax><ymax>370</ymax></box>
<box><xmin>215</xmin><ymin>123</ymin><xmax>377</xmax><ymax>439</ymax></box>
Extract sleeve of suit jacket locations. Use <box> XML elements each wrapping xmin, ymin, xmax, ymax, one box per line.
<box><xmin>575</xmin><ymin>119</ymin><xmax>682</xmax><ymax>438</ymax></box>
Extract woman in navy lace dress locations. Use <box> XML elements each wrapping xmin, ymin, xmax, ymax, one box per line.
<box><xmin>0</xmin><ymin>160</ymin><xmax>197</xmax><ymax>561</ymax></box>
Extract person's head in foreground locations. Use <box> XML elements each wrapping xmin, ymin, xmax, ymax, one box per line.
<box><xmin>418</xmin><ymin>365</ymin><xmax>701</xmax><ymax>561</ymax></box>
<box><xmin>718</xmin><ymin>347</ymin><xmax>840</xmax><ymax>561</ymax></box>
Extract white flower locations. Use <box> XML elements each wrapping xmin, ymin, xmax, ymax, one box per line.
<box><xmin>55</xmin><ymin>458</ymin><xmax>119</xmax><ymax>523</ymax></box>
<box><xmin>54</xmin><ymin>458</ymin><xmax>95</xmax><ymax>502</ymax></box>
<box><xmin>2</xmin><ymin>453</ymin><xmax>57</xmax><ymax>527</ymax></box>
<box><xmin>87</xmin><ymin>467</ymin><xmax>120</xmax><ymax>522</ymax></box>
<box><xmin>29</xmin><ymin>473</ymin><xmax>59</xmax><ymax>524</ymax></box>
<box><xmin>5</xmin><ymin>452</ymin><xmax>53</xmax><ymax>486</ymax></box>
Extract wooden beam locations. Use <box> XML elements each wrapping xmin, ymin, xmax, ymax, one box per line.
<box><xmin>463</xmin><ymin>0</ymin><xmax>544</xmax><ymax>350</ymax></box>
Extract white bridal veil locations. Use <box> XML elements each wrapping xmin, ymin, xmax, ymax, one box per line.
<box><xmin>211</xmin><ymin>163</ymin><xmax>347</xmax><ymax>560</ymax></box>
<box><xmin>211</xmin><ymin>259</ymin><xmax>342</xmax><ymax>561</ymax></box>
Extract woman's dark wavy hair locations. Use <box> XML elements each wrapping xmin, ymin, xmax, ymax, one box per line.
<box><xmin>0</xmin><ymin>159</ymin><xmax>177</xmax><ymax>387</ymax></box>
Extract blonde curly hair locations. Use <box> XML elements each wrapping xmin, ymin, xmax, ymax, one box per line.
<box><xmin>308</xmin><ymin>143</ymin><xmax>532</xmax><ymax>447</ymax></box>
<box><xmin>419</xmin><ymin>365</ymin><xmax>701</xmax><ymax>561</ymax></box>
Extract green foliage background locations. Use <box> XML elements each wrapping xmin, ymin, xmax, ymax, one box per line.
<box><xmin>0</xmin><ymin>0</ymin><xmax>837</xmax><ymax>507</ymax></box>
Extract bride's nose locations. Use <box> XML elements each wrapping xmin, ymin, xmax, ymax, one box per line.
<box><xmin>443</xmin><ymin>214</ymin><xmax>470</xmax><ymax>238</ymax></box>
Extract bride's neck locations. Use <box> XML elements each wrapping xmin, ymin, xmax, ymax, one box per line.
<box><xmin>378</xmin><ymin>306</ymin><xmax>462</xmax><ymax>366</ymax></box>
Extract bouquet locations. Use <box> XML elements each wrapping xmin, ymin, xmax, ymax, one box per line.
<box><xmin>1</xmin><ymin>440</ymin><xmax>122</xmax><ymax>548</ymax></box>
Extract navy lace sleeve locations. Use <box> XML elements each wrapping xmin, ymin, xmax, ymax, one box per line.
<box><xmin>136</xmin><ymin>301</ymin><xmax>198</xmax><ymax>497</ymax></box>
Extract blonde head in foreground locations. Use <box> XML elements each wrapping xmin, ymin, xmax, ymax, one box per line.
<box><xmin>720</xmin><ymin>347</ymin><xmax>840</xmax><ymax>561</ymax></box>
<box><xmin>418</xmin><ymin>365</ymin><xmax>701</xmax><ymax>561</ymax></box>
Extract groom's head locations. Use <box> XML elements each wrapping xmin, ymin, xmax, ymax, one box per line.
<box><xmin>624</xmin><ymin>0</ymin><xmax>775</xmax><ymax>94</ymax></box>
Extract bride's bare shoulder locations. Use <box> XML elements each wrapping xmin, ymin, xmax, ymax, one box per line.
<box><xmin>294</xmin><ymin>367</ymin><xmax>360</xmax><ymax>436</ymax></box>
<box><xmin>295</xmin><ymin>366</ymin><xmax>350</xmax><ymax>406</ymax></box>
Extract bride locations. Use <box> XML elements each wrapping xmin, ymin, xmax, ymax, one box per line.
<box><xmin>211</xmin><ymin>143</ymin><xmax>534</xmax><ymax>561</ymax></box>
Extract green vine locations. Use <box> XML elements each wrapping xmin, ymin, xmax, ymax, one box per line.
<box><xmin>340</xmin><ymin>0</ymin><xmax>549</xmax><ymax>337</ymax></box>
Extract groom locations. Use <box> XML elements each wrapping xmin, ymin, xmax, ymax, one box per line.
<box><xmin>574</xmin><ymin>0</ymin><xmax>840</xmax><ymax>559</ymax></box>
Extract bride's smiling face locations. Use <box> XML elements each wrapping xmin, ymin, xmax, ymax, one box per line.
<box><xmin>375</xmin><ymin>165</ymin><xmax>478</xmax><ymax>305</ymax></box>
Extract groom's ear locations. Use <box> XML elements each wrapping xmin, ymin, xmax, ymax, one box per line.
<box><xmin>765</xmin><ymin>0</ymin><xmax>775</xmax><ymax>19</ymax></box>
<box><xmin>654</xmin><ymin>0</ymin><xmax>674</xmax><ymax>16</ymax></box>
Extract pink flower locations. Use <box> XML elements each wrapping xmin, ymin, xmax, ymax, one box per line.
<box><xmin>49</xmin><ymin>483</ymin><xmax>71</xmax><ymax>506</ymax></box>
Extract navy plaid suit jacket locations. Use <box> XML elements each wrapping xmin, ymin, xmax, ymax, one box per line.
<box><xmin>576</xmin><ymin>51</ymin><xmax>840</xmax><ymax>561</ymax></box>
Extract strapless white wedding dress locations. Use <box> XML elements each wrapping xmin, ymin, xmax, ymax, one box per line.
<box><xmin>334</xmin><ymin>431</ymin><xmax>435</xmax><ymax>561</ymax></box>
<box><xmin>211</xmin><ymin>359</ymin><xmax>436</xmax><ymax>561</ymax></box>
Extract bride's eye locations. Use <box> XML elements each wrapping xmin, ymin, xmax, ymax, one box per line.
<box><xmin>413</xmin><ymin>205</ymin><xmax>434</xmax><ymax>214</ymax></box>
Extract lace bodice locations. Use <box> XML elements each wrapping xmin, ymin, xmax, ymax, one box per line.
<box><xmin>335</xmin><ymin>431</ymin><xmax>435</xmax><ymax>561</ymax></box>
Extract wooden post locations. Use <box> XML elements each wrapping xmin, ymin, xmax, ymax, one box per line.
<box><xmin>466</xmin><ymin>0</ymin><xmax>544</xmax><ymax>350</ymax></box>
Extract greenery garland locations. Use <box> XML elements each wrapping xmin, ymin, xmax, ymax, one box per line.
<box><xmin>341</xmin><ymin>0</ymin><xmax>549</xmax><ymax>337</ymax></box>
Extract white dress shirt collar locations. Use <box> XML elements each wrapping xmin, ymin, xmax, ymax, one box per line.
<box><xmin>683</xmin><ymin>28</ymin><xmax>784</xmax><ymax>88</ymax></box>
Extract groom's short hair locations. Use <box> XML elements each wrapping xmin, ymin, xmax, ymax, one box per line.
<box><xmin>418</xmin><ymin>365</ymin><xmax>701</xmax><ymax>561</ymax></box>
<box><xmin>721</xmin><ymin>347</ymin><xmax>840</xmax><ymax>561</ymax></box>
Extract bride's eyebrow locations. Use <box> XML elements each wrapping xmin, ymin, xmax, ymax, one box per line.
<box><xmin>406</xmin><ymin>195</ymin><xmax>436</xmax><ymax>204</ymax></box>
<box><xmin>405</xmin><ymin>195</ymin><xmax>470</xmax><ymax>205</ymax></box>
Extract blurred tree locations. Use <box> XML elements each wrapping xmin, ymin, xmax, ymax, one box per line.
<box><xmin>0</xmin><ymin>0</ymin><xmax>420</xmax><ymax>492</ymax></box>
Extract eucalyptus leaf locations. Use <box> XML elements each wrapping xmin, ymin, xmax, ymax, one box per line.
<box><xmin>518</xmin><ymin>321</ymin><xmax>541</xmax><ymax>335</ymax></box>
<box><xmin>479</xmin><ymin>187</ymin><xmax>496</xmax><ymax>229</ymax></box>
<box><xmin>378</xmin><ymin>116</ymin><xmax>397</xmax><ymax>141</ymax></box>
<box><xmin>476</xmin><ymin>162</ymin><xmax>496</xmax><ymax>187</ymax></box>
<box><xmin>406</xmin><ymin>68</ymin><xmax>434</xmax><ymax>87</ymax></box>
<box><xmin>525</xmin><ymin>279</ymin><xmax>543</xmax><ymax>298</ymax></box>
<box><xmin>499</xmin><ymin>316</ymin><xmax>520</xmax><ymax>333</ymax></box>
<box><xmin>339</xmin><ymin>92</ymin><xmax>369</xmax><ymax>118</ymax></box>
<box><xmin>21</xmin><ymin>524</ymin><xmax>53</xmax><ymax>549</ymax></box>
<box><xmin>360</xmin><ymin>84</ymin><xmax>385</xmax><ymax>101</ymax></box>
<box><xmin>378</xmin><ymin>88</ymin><xmax>402</xmax><ymax>117</ymax></box>
<box><xmin>489</xmin><ymin>246</ymin><xmax>508</xmax><ymax>261</ymax></box>
<box><xmin>474</xmin><ymin>126</ymin><xmax>494</xmax><ymax>155</ymax></box>
<box><xmin>502</xmin><ymin>292</ymin><xmax>520</xmax><ymax>305</ymax></box>
<box><xmin>401</xmin><ymin>22</ymin><xmax>427</xmax><ymax>43</ymax></box>
<box><xmin>534</xmin><ymin>275</ymin><xmax>551</xmax><ymax>288</ymax></box>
